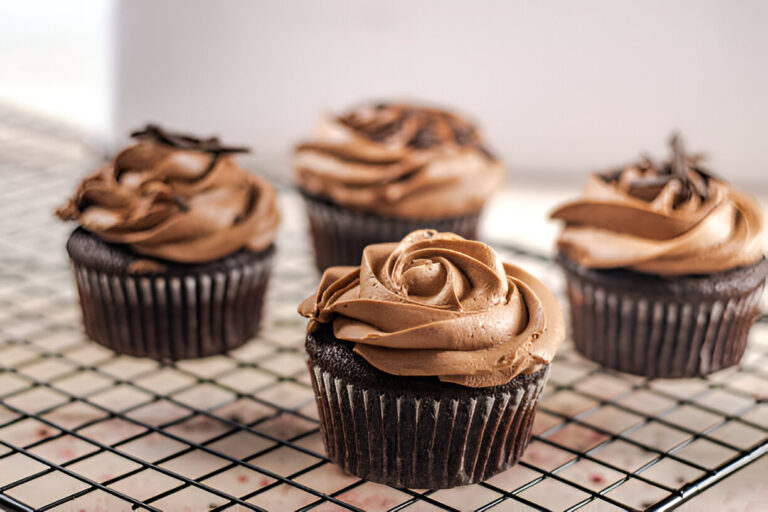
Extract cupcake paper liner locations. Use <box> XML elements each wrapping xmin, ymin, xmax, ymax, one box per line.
<box><xmin>71</xmin><ymin>250</ymin><xmax>273</xmax><ymax>360</ymax></box>
<box><xmin>307</xmin><ymin>362</ymin><xmax>548</xmax><ymax>489</ymax></box>
<box><xmin>560</xmin><ymin>257</ymin><xmax>766</xmax><ymax>378</ymax></box>
<box><xmin>301</xmin><ymin>192</ymin><xmax>480</xmax><ymax>271</ymax></box>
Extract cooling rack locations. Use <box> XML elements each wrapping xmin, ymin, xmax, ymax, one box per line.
<box><xmin>0</xmin><ymin>107</ymin><xmax>766</xmax><ymax>512</ymax></box>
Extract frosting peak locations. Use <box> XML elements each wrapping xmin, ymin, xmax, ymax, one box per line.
<box><xmin>551</xmin><ymin>134</ymin><xmax>765</xmax><ymax>275</ymax></box>
<box><xmin>299</xmin><ymin>230</ymin><xmax>565</xmax><ymax>388</ymax></box>
<box><xmin>57</xmin><ymin>125</ymin><xmax>280</xmax><ymax>263</ymax></box>
<box><xmin>294</xmin><ymin>102</ymin><xmax>504</xmax><ymax>219</ymax></box>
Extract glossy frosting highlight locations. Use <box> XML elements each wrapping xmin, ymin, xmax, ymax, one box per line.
<box><xmin>551</xmin><ymin>134</ymin><xmax>765</xmax><ymax>275</ymax></box>
<box><xmin>299</xmin><ymin>230</ymin><xmax>565</xmax><ymax>388</ymax></box>
<box><xmin>294</xmin><ymin>102</ymin><xmax>504</xmax><ymax>219</ymax></box>
<box><xmin>57</xmin><ymin>125</ymin><xmax>280</xmax><ymax>263</ymax></box>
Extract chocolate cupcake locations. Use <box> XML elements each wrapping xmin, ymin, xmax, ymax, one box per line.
<box><xmin>551</xmin><ymin>134</ymin><xmax>767</xmax><ymax>378</ymax></box>
<box><xmin>57</xmin><ymin>125</ymin><xmax>280</xmax><ymax>360</ymax></box>
<box><xmin>298</xmin><ymin>230</ymin><xmax>564</xmax><ymax>488</ymax></box>
<box><xmin>294</xmin><ymin>102</ymin><xmax>504</xmax><ymax>271</ymax></box>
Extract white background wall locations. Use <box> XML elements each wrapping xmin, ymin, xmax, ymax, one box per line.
<box><xmin>113</xmin><ymin>0</ymin><xmax>768</xmax><ymax>186</ymax></box>
<box><xmin>2</xmin><ymin>1</ymin><xmax>767</xmax><ymax>186</ymax></box>
<box><xmin>0</xmin><ymin>1</ymin><xmax>111</xmax><ymax>135</ymax></box>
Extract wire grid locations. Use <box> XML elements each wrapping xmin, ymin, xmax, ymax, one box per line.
<box><xmin>0</xmin><ymin>109</ymin><xmax>767</xmax><ymax>512</ymax></box>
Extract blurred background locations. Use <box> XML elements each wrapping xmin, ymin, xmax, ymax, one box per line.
<box><xmin>1</xmin><ymin>0</ymin><xmax>767</xmax><ymax>186</ymax></box>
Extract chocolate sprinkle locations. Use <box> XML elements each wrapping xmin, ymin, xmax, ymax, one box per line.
<box><xmin>131</xmin><ymin>124</ymin><xmax>250</xmax><ymax>154</ymax></box>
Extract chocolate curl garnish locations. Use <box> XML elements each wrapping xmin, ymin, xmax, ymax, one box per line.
<box><xmin>339</xmin><ymin>103</ymin><xmax>491</xmax><ymax>155</ymax></box>
<box><xmin>670</xmin><ymin>132</ymin><xmax>687</xmax><ymax>181</ymax></box>
<box><xmin>131</xmin><ymin>124</ymin><xmax>250</xmax><ymax>154</ymax></box>
<box><xmin>668</xmin><ymin>132</ymin><xmax>713</xmax><ymax>202</ymax></box>
<box><xmin>173</xmin><ymin>195</ymin><xmax>189</xmax><ymax>212</ymax></box>
<box><xmin>669</xmin><ymin>132</ymin><xmax>693</xmax><ymax>203</ymax></box>
<box><xmin>601</xmin><ymin>132</ymin><xmax>716</xmax><ymax>206</ymax></box>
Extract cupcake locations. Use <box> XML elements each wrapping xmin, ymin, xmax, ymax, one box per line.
<box><xmin>551</xmin><ymin>134</ymin><xmax>767</xmax><ymax>378</ymax></box>
<box><xmin>294</xmin><ymin>102</ymin><xmax>504</xmax><ymax>271</ymax></box>
<box><xmin>56</xmin><ymin>125</ymin><xmax>280</xmax><ymax>360</ymax></box>
<box><xmin>298</xmin><ymin>229</ymin><xmax>564</xmax><ymax>488</ymax></box>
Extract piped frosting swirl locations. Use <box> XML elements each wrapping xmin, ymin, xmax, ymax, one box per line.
<box><xmin>294</xmin><ymin>102</ymin><xmax>504</xmax><ymax>219</ymax></box>
<box><xmin>551</xmin><ymin>134</ymin><xmax>765</xmax><ymax>275</ymax></box>
<box><xmin>298</xmin><ymin>230</ymin><xmax>565</xmax><ymax>388</ymax></box>
<box><xmin>57</xmin><ymin>125</ymin><xmax>280</xmax><ymax>263</ymax></box>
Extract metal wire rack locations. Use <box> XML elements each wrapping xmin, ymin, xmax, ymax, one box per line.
<box><xmin>0</xmin><ymin>108</ymin><xmax>767</xmax><ymax>512</ymax></box>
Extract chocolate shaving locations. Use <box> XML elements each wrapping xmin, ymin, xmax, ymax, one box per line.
<box><xmin>173</xmin><ymin>195</ymin><xmax>189</xmax><ymax>212</ymax></box>
<box><xmin>669</xmin><ymin>133</ymin><xmax>693</xmax><ymax>204</ymax></box>
<box><xmin>131</xmin><ymin>124</ymin><xmax>250</xmax><ymax>154</ymax></box>
<box><xmin>338</xmin><ymin>104</ymin><xmax>493</xmax><ymax>154</ymax></box>
<box><xmin>601</xmin><ymin>132</ymin><xmax>717</xmax><ymax>207</ymax></box>
<box><xmin>409</xmin><ymin>121</ymin><xmax>441</xmax><ymax>149</ymax></box>
<box><xmin>452</xmin><ymin>124</ymin><xmax>478</xmax><ymax>146</ymax></box>
<box><xmin>669</xmin><ymin>133</ymin><xmax>688</xmax><ymax>180</ymax></box>
<box><xmin>622</xmin><ymin>176</ymin><xmax>669</xmax><ymax>202</ymax></box>
<box><xmin>368</xmin><ymin>119</ymin><xmax>405</xmax><ymax>142</ymax></box>
<box><xmin>598</xmin><ymin>168</ymin><xmax>624</xmax><ymax>182</ymax></box>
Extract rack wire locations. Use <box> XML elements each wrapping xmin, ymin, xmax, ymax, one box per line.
<box><xmin>0</xmin><ymin>107</ymin><xmax>766</xmax><ymax>512</ymax></box>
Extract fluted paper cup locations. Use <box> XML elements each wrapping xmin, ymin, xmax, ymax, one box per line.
<box><xmin>70</xmin><ymin>247</ymin><xmax>274</xmax><ymax>360</ymax></box>
<box><xmin>306</xmin><ymin>356</ymin><xmax>548</xmax><ymax>489</ymax></box>
<box><xmin>558</xmin><ymin>253</ymin><xmax>768</xmax><ymax>378</ymax></box>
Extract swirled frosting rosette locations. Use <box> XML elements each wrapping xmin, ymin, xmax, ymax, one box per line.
<box><xmin>57</xmin><ymin>125</ymin><xmax>280</xmax><ymax>263</ymax></box>
<box><xmin>551</xmin><ymin>134</ymin><xmax>764</xmax><ymax>275</ymax></box>
<box><xmin>299</xmin><ymin>229</ymin><xmax>564</xmax><ymax>388</ymax></box>
<box><xmin>295</xmin><ymin>103</ymin><xmax>504</xmax><ymax>219</ymax></box>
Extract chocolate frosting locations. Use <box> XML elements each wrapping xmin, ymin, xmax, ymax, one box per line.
<box><xmin>298</xmin><ymin>230</ymin><xmax>565</xmax><ymax>388</ymax></box>
<box><xmin>294</xmin><ymin>103</ymin><xmax>504</xmax><ymax>219</ymax></box>
<box><xmin>551</xmin><ymin>134</ymin><xmax>765</xmax><ymax>275</ymax></box>
<box><xmin>57</xmin><ymin>125</ymin><xmax>280</xmax><ymax>263</ymax></box>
